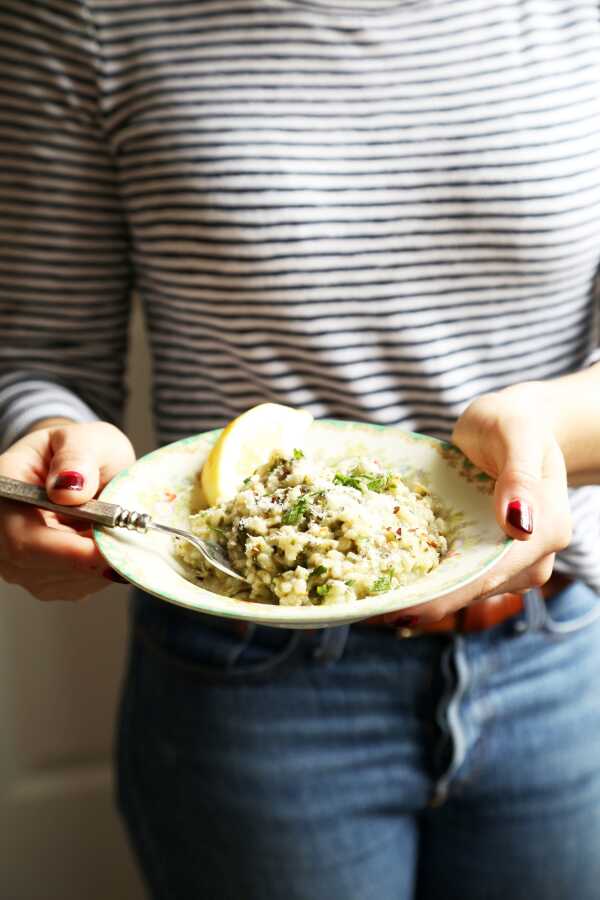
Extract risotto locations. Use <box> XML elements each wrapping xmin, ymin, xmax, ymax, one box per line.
<box><xmin>175</xmin><ymin>449</ymin><xmax>449</xmax><ymax>606</ymax></box>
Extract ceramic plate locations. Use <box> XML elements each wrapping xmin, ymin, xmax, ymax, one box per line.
<box><xmin>93</xmin><ymin>420</ymin><xmax>512</xmax><ymax>629</ymax></box>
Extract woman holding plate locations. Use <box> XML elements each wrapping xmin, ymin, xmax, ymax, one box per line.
<box><xmin>0</xmin><ymin>1</ymin><xmax>600</xmax><ymax>898</ymax></box>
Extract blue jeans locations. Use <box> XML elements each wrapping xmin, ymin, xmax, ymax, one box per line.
<box><xmin>116</xmin><ymin>582</ymin><xmax>600</xmax><ymax>900</ymax></box>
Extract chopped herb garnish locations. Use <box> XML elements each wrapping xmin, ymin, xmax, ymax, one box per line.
<box><xmin>282</xmin><ymin>495</ymin><xmax>310</xmax><ymax>525</ymax></box>
<box><xmin>209</xmin><ymin>525</ymin><xmax>227</xmax><ymax>537</ymax></box>
<box><xmin>333</xmin><ymin>472</ymin><xmax>363</xmax><ymax>490</ymax></box>
<box><xmin>344</xmin><ymin>579</ymin><xmax>355</xmax><ymax>587</ymax></box>
<box><xmin>242</xmin><ymin>476</ymin><xmax>252</xmax><ymax>485</ymax></box>
<box><xmin>293</xmin><ymin>448</ymin><xmax>304</xmax><ymax>460</ymax></box>
<box><xmin>371</xmin><ymin>569</ymin><xmax>395</xmax><ymax>594</ymax></box>
<box><xmin>334</xmin><ymin>471</ymin><xmax>393</xmax><ymax>493</ymax></box>
<box><xmin>315</xmin><ymin>584</ymin><xmax>331</xmax><ymax>597</ymax></box>
<box><xmin>366</xmin><ymin>473</ymin><xmax>393</xmax><ymax>493</ymax></box>
<box><xmin>310</xmin><ymin>565</ymin><xmax>328</xmax><ymax>578</ymax></box>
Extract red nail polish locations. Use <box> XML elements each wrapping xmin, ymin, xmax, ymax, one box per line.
<box><xmin>102</xmin><ymin>568</ymin><xmax>128</xmax><ymax>584</ymax></box>
<box><xmin>506</xmin><ymin>500</ymin><xmax>533</xmax><ymax>534</ymax></box>
<box><xmin>53</xmin><ymin>471</ymin><xmax>84</xmax><ymax>491</ymax></box>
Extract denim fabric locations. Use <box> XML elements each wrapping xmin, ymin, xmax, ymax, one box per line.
<box><xmin>116</xmin><ymin>582</ymin><xmax>600</xmax><ymax>900</ymax></box>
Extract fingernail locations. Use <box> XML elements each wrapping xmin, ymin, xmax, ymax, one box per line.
<box><xmin>53</xmin><ymin>471</ymin><xmax>84</xmax><ymax>491</ymax></box>
<box><xmin>506</xmin><ymin>499</ymin><xmax>533</xmax><ymax>534</ymax></box>
<box><xmin>102</xmin><ymin>567</ymin><xmax>128</xmax><ymax>584</ymax></box>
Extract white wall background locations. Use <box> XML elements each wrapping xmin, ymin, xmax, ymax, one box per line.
<box><xmin>0</xmin><ymin>301</ymin><xmax>152</xmax><ymax>899</ymax></box>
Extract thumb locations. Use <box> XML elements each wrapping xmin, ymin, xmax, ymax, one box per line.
<box><xmin>46</xmin><ymin>423</ymin><xmax>135</xmax><ymax>506</ymax></box>
<box><xmin>493</xmin><ymin>423</ymin><xmax>544</xmax><ymax>541</ymax></box>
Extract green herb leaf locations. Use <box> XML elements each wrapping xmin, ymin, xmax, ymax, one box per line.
<box><xmin>293</xmin><ymin>448</ymin><xmax>304</xmax><ymax>460</ymax></box>
<box><xmin>282</xmin><ymin>495</ymin><xmax>310</xmax><ymax>525</ymax></box>
<box><xmin>344</xmin><ymin>579</ymin><xmax>355</xmax><ymax>587</ymax></box>
<box><xmin>371</xmin><ymin>569</ymin><xmax>395</xmax><ymax>594</ymax></box>
<box><xmin>333</xmin><ymin>472</ymin><xmax>363</xmax><ymax>490</ymax></box>
<box><xmin>366</xmin><ymin>473</ymin><xmax>394</xmax><ymax>493</ymax></box>
<box><xmin>315</xmin><ymin>584</ymin><xmax>331</xmax><ymax>597</ymax></box>
<box><xmin>209</xmin><ymin>525</ymin><xmax>227</xmax><ymax>537</ymax></box>
<box><xmin>334</xmin><ymin>470</ymin><xmax>394</xmax><ymax>493</ymax></box>
<box><xmin>310</xmin><ymin>565</ymin><xmax>328</xmax><ymax>578</ymax></box>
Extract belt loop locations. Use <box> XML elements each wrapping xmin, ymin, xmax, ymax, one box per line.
<box><xmin>313</xmin><ymin>625</ymin><xmax>350</xmax><ymax>664</ymax></box>
<box><xmin>540</xmin><ymin>592</ymin><xmax>600</xmax><ymax>635</ymax></box>
<box><xmin>514</xmin><ymin>588</ymin><xmax>546</xmax><ymax>634</ymax></box>
<box><xmin>431</xmin><ymin>634</ymin><xmax>470</xmax><ymax>807</ymax></box>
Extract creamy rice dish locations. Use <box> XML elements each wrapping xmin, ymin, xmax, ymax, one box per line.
<box><xmin>175</xmin><ymin>450</ymin><xmax>449</xmax><ymax>606</ymax></box>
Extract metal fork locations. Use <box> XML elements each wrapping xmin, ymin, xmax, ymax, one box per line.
<box><xmin>0</xmin><ymin>475</ymin><xmax>246</xmax><ymax>582</ymax></box>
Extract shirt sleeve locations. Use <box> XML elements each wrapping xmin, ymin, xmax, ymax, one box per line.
<box><xmin>0</xmin><ymin>0</ymin><xmax>133</xmax><ymax>451</ymax></box>
<box><xmin>589</xmin><ymin>273</ymin><xmax>600</xmax><ymax>367</ymax></box>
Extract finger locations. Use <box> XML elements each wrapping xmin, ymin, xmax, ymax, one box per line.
<box><xmin>0</xmin><ymin>557</ymin><xmax>96</xmax><ymax>585</ymax></box>
<box><xmin>31</xmin><ymin>509</ymin><xmax>93</xmax><ymax>538</ymax></box>
<box><xmin>1</xmin><ymin>568</ymin><xmax>111</xmax><ymax>601</ymax></box>
<box><xmin>382</xmin><ymin>548</ymin><xmax>556</xmax><ymax>626</ymax></box>
<box><xmin>0</xmin><ymin>442</ymin><xmax>48</xmax><ymax>487</ymax></box>
<box><xmin>0</xmin><ymin>503</ymin><xmax>106</xmax><ymax>572</ymax></box>
<box><xmin>481</xmin><ymin>554</ymin><xmax>556</xmax><ymax>599</ymax></box>
<box><xmin>52</xmin><ymin>513</ymin><xmax>93</xmax><ymax>533</ymax></box>
<box><xmin>381</xmin><ymin>578</ymin><xmax>487</xmax><ymax>625</ymax></box>
<box><xmin>32</xmin><ymin>573</ymin><xmax>112</xmax><ymax>602</ymax></box>
<box><xmin>0</xmin><ymin>559</ymin><xmax>126</xmax><ymax>599</ymax></box>
<box><xmin>382</xmin><ymin>543</ymin><xmax>517</xmax><ymax>625</ymax></box>
<box><xmin>46</xmin><ymin>423</ymin><xmax>134</xmax><ymax>506</ymax></box>
<box><xmin>383</xmin><ymin>595</ymin><xmax>466</xmax><ymax>626</ymax></box>
<box><xmin>492</xmin><ymin>416</ymin><xmax>548</xmax><ymax>542</ymax></box>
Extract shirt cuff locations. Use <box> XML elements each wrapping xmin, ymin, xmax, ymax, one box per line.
<box><xmin>0</xmin><ymin>378</ymin><xmax>99</xmax><ymax>452</ymax></box>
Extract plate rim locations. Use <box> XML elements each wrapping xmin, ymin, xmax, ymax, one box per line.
<box><xmin>93</xmin><ymin>421</ymin><xmax>513</xmax><ymax>625</ymax></box>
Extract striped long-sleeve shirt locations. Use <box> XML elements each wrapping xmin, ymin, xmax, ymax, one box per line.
<box><xmin>1</xmin><ymin>0</ymin><xmax>600</xmax><ymax>587</ymax></box>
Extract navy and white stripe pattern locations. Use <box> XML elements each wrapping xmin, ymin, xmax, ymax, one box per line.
<box><xmin>1</xmin><ymin>1</ymin><xmax>600</xmax><ymax>586</ymax></box>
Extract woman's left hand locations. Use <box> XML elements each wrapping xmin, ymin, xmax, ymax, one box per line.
<box><xmin>384</xmin><ymin>383</ymin><xmax>572</xmax><ymax>625</ymax></box>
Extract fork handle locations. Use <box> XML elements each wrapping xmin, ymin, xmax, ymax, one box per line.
<box><xmin>0</xmin><ymin>475</ymin><xmax>135</xmax><ymax>528</ymax></box>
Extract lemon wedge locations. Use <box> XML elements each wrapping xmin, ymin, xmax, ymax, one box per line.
<box><xmin>201</xmin><ymin>403</ymin><xmax>314</xmax><ymax>505</ymax></box>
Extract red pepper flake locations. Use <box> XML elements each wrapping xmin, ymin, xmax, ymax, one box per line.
<box><xmin>396</xmin><ymin>528</ymin><xmax>402</xmax><ymax>536</ymax></box>
<box><xmin>164</xmin><ymin>490</ymin><xmax>176</xmax><ymax>501</ymax></box>
<box><xmin>393</xmin><ymin>506</ymin><xmax>400</xmax><ymax>514</ymax></box>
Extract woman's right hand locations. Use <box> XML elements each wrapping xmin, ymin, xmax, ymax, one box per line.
<box><xmin>0</xmin><ymin>420</ymin><xmax>136</xmax><ymax>601</ymax></box>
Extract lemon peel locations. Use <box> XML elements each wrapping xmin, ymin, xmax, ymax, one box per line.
<box><xmin>201</xmin><ymin>403</ymin><xmax>313</xmax><ymax>505</ymax></box>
